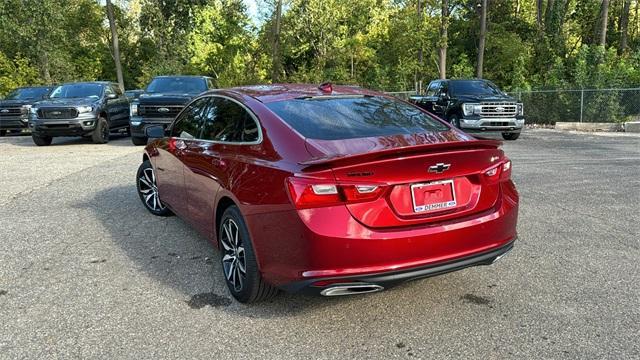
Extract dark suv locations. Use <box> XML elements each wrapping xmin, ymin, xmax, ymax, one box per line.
<box><xmin>129</xmin><ymin>75</ymin><xmax>215</xmax><ymax>145</ymax></box>
<box><xmin>29</xmin><ymin>82</ymin><xmax>130</xmax><ymax>146</ymax></box>
<box><xmin>410</xmin><ymin>79</ymin><xmax>525</xmax><ymax>140</ymax></box>
<box><xmin>0</xmin><ymin>86</ymin><xmax>52</xmax><ymax>136</ymax></box>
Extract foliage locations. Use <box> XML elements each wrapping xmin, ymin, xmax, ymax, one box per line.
<box><xmin>1</xmin><ymin>0</ymin><xmax>640</xmax><ymax>99</ymax></box>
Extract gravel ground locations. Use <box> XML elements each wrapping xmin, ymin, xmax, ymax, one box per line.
<box><xmin>0</xmin><ymin>129</ymin><xmax>638</xmax><ymax>359</ymax></box>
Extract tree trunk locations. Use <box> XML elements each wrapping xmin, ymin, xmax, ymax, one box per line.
<box><xmin>536</xmin><ymin>0</ymin><xmax>543</xmax><ymax>28</ymax></box>
<box><xmin>544</xmin><ymin>0</ymin><xmax>555</xmax><ymax>31</ymax></box>
<box><xmin>619</xmin><ymin>0</ymin><xmax>631</xmax><ymax>53</ymax></box>
<box><xmin>476</xmin><ymin>0</ymin><xmax>487</xmax><ymax>79</ymax></box>
<box><xmin>438</xmin><ymin>0</ymin><xmax>448</xmax><ymax>79</ymax></box>
<box><xmin>271</xmin><ymin>0</ymin><xmax>283</xmax><ymax>82</ymax></box>
<box><xmin>416</xmin><ymin>0</ymin><xmax>424</xmax><ymax>92</ymax></box>
<box><xmin>597</xmin><ymin>0</ymin><xmax>610</xmax><ymax>47</ymax></box>
<box><xmin>106</xmin><ymin>0</ymin><xmax>124</xmax><ymax>92</ymax></box>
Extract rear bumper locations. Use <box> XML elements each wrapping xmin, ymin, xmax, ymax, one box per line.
<box><xmin>247</xmin><ymin>181</ymin><xmax>519</xmax><ymax>291</ymax></box>
<box><xmin>282</xmin><ymin>238</ymin><xmax>515</xmax><ymax>294</ymax></box>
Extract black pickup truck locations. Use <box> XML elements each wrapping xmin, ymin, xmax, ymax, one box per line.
<box><xmin>29</xmin><ymin>82</ymin><xmax>130</xmax><ymax>146</ymax></box>
<box><xmin>410</xmin><ymin>79</ymin><xmax>525</xmax><ymax>140</ymax></box>
<box><xmin>129</xmin><ymin>76</ymin><xmax>215</xmax><ymax>145</ymax></box>
<box><xmin>0</xmin><ymin>86</ymin><xmax>52</xmax><ymax>136</ymax></box>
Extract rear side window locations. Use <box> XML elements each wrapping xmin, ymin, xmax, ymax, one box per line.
<box><xmin>170</xmin><ymin>97</ymin><xmax>208</xmax><ymax>139</ymax></box>
<box><xmin>266</xmin><ymin>96</ymin><xmax>449</xmax><ymax>140</ymax></box>
<box><xmin>200</xmin><ymin>97</ymin><xmax>259</xmax><ymax>143</ymax></box>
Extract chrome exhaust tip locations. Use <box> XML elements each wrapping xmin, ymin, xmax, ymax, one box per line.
<box><xmin>320</xmin><ymin>284</ymin><xmax>384</xmax><ymax>297</ymax></box>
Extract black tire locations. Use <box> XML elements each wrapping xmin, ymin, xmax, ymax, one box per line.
<box><xmin>32</xmin><ymin>134</ymin><xmax>53</xmax><ymax>146</ymax></box>
<box><xmin>0</xmin><ymin>130</ymin><xmax>6</xmax><ymax>137</ymax></box>
<box><xmin>502</xmin><ymin>132</ymin><xmax>521</xmax><ymax>141</ymax></box>
<box><xmin>136</xmin><ymin>160</ymin><xmax>172</xmax><ymax>216</ymax></box>
<box><xmin>219</xmin><ymin>205</ymin><xmax>278</xmax><ymax>303</ymax></box>
<box><xmin>131</xmin><ymin>136</ymin><xmax>147</xmax><ymax>146</ymax></box>
<box><xmin>449</xmin><ymin>114</ymin><xmax>461</xmax><ymax>128</ymax></box>
<box><xmin>91</xmin><ymin>116</ymin><xmax>109</xmax><ymax>144</ymax></box>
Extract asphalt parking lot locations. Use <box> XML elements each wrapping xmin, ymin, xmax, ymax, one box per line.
<box><xmin>1</xmin><ymin>129</ymin><xmax>638</xmax><ymax>359</ymax></box>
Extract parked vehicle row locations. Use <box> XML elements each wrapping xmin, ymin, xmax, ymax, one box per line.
<box><xmin>0</xmin><ymin>86</ymin><xmax>52</xmax><ymax>137</ymax></box>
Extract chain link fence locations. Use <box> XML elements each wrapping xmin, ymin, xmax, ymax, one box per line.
<box><xmin>514</xmin><ymin>88</ymin><xmax>640</xmax><ymax>124</ymax></box>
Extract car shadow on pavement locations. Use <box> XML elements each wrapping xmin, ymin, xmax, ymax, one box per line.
<box><xmin>76</xmin><ymin>184</ymin><xmax>358</xmax><ymax>318</ymax></box>
<box><xmin>5</xmin><ymin>133</ymin><xmax>134</xmax><ymax>147</ymax></box>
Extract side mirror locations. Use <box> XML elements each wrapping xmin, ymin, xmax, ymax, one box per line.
<box><xmin>145</xmin><ymin>125</ymin><xmax>165</xmax><ymax>139</ymax></box>
<box><xmin>106</xmin><ymin>93</ymin><xmax>118</xmax><ymax>100</ymax></box>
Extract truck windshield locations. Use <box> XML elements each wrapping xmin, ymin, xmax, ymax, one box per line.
<box><xmin>449</xmin><ymin>81</ymin><xmax>503</xmax><ymax>96</ymax></box>
<box><xmin>266</xmin><ymin>96</ymin><xmax>449</xmax><ymax>140</ymax></box>
<box><xmin>146</xmin><ymin>77</ymin><xmax>207</xmax><ymax>94</ymax></box>
<box><xmin>49</xmin><ymin>84</ymin><xmax>103</xmax><ymax>99</ymax></box>
<box><xmin>5</xmin><ymin>87</ymin><xmax>50</xmax><ymax>100</ymax></box>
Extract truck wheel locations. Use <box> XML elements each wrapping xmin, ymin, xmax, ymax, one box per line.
<box><xmin>502</xmin><ymin>132</ymin><xmax>520</xmax><ymax>141</ymax></box>
<box><xmin>91</xmin><ymin>116</ymin><xmax>109</xmax><ymax>144</ymax></box>
<box><xmin>219</xmin><ymin>205</ymin><xmax>279</xmax><ymax>303</ymax></box>
<box><xmin>0</xmin><ymin>130</ymin><xmax>6</xmax><ymax>137</ymax></box>
<box><xmin>131</xmin><ymin>136</ymin><xmax>148</xmax><ymax>146</ymax></box>
<box><xmin>448</xmin><ymin>114</ymin><xmax>461</xmax><ymax>128</ymax></box>
<box><xmin>32</xmin><ymin>134</ymin><xmax>53</xmax><ymax>146</ymax></box>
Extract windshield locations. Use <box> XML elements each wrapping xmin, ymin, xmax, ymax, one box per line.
<box><xmin>146</xmin><ymin>77</ymin><xmax>206</xmax><ymax>94</ymax></box>
<box><xmin>449</xmin><ymin>81</ymin><xmax>504</xmax><ymax>96</ymax></box>
<box><xmin>49</xmin><ymin>84</ymin><xmax>103</xmax><ymax>99</ymax></box>
<box><xmin>5</xmin><ymin>87</ymin><xmax>50</xmax><ymax>100</ymax></box>
<box><xmin>266</xmin><ymin>96</ymin><xmax>449</xmax><ymax>140</ymax></box>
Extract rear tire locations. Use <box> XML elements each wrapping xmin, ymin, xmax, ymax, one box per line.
<box><xmin>502</xmin><ymin>132</ymin><xmax>520</xmax><ymax>140</ymax></box>
<box><xmin>32</xmin><ymin>134</ymin><xmax>52</xmax><ymax>146</ymax></box>
<box><xmin>91</xmin><ymin>116</ymin><xmax>109</xmax><ymax>144</ymax></box>
<box><xmin>131</xmin><ymin>136</ymin><xmax>147</xmax><ymax>146</ymax></box>
<box><xmin>219</xmin><ymin>205</ymin><xmax>278</xmax><ymax>303</ymax></box>
<box><xmin>136</xmin><ymin>160</ymin><xmax>171</xmax><ymax>216</ymax></box>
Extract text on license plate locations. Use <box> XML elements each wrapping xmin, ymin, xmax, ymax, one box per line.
<box><xmin>411</xmin><ymin>180</ymin><xmax>457</xmax><ymax>213</ymax></box>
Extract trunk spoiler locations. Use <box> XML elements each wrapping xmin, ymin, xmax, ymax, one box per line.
<box><xmin>299</xmin><ymin>139</ymin><xmax>502</xmax><ymax>170</ymax></box>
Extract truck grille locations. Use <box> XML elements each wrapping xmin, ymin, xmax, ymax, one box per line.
<box><xmin>480</xmin><ymin>102</ymin><xmax>517</xmax><ymax>118</ymax></box>
<box><xmin>0</xmin><ymin>107</ymin><xmax>22</xmax><ymax>117</ymax></box>
<box><xmin>139</xmin><ymin>105</ymin><xmax>183</xmax><ymax>118</ymax></box>
<box><xmin>38</xmin><ymin>108</ymin><xmax>78</xmax><ymax>119</ymax></box>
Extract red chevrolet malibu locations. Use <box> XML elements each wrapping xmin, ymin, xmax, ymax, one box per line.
<box><xmin>136</xmin><ymin>84</ymin><xmax>518</xmax><ymax>303</ymax></box>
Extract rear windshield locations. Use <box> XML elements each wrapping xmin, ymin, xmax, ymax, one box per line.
<box><xmin>266</xmin><ymin>96</ymin><xmax>449</xmax><ymax>140</ymax></box>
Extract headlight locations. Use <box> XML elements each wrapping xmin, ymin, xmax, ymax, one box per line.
<box><xmin>21</xmin><ymin>105</ymin><xmax>32</xmax><ymax>114</ymax></box>
<box><xmin>77</xmin><ymin>105</ymin><xmax>93</xmax><ymax>113</ymax></box>
<box><xmin>29</xmin><ymin>107</ymin><xmax>38</xmax><ymax>115</ymax></box>
<box><xmin>462</xmin><ymin>103</ymin><xmax>481</xmax><ymax>116</ymax></box>
<box><xmin>130</xmin><ymin>103</ymin><xmax>138</xmax><ymax>116</ymax></box>
<box><xmin>517</xmin><ymin>103</ymin><xmax>524</xmax><ymax>116</ymax></box>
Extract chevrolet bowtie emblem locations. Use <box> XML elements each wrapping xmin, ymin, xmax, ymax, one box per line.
<box><xmin>428</xmin><ymin>163</ymin><xmax>451</xmax><ymax>173</ymax></box>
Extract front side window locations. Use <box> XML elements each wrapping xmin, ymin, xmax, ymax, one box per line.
<box><xmin>200</xmin><ymin>97</ymin><xmax>259</xmax><ymax>143</ymax></box>
<box><xmin>170</xmin><ymin>97</ymin><xmax>209</xmax><ymax>139</ymax></box>
<box><xmin>266</xmin><ymin>95</ymin><xmax>449</xmax><ymax>141</ymax></box>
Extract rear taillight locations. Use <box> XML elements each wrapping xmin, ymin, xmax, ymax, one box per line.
<box><xmin>484</xmin><ymin>158</ymin><xmax>512</xmax><ymax>183</ymax></box>
<box><xmin>287</xmin><ymin>177</ymin><xmax>387</xmax><ymax>209</ymax></box>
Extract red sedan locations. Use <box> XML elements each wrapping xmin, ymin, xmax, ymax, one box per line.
<box><xmin>136</xmin><ymin>84</ymin><xmax>518</xmax><ymax>303</ymax></box>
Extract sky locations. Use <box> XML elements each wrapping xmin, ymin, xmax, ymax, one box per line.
<box><xmin>243</xmin><ymin>0</ymin><xmax>260</xmax><ymax>23</ymax></box>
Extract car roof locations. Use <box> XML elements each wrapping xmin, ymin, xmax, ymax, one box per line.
<box><xmin>152</xmin><ymin>75</ymin><xmax>211</xmax><ymax>79</ymax></box>
<box><xmin>214</xmin><ymin>84</ymin><xmax>381</xmax><ymax>103</ymax></box>
<box><xmin>57</xmin><ymin>81</ymin><xmax>113</xmax><ymax>86</ymax></box>
<box><xmin>17</xmin><ymin>85</ymin><xmax>52</xmax><ymax>89</ymax></box>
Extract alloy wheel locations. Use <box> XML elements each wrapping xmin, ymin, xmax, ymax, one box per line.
<box><xmin>220</xmin><ymin>218</ymin><xmax>246</xmax><ymax>292</ymax></box>
<box><xmin>138</xmin><ymin>167</ymin><xmax>165</xmax><ymax>212</ymax></box>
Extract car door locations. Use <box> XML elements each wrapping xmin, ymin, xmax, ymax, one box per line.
<box><xmin>423</xmin><ymin>81</ymin><xmax>441</xmax><ymax>113</ymax></box>
<box><xmin>182</xmin><ymin>96</ymin><xmax>260</xmax><ymax>238</ymax></box>
<box><xmin>434</xmin><ymin>81</ymin><xmax>450</xmax><ymax>117</ymax></box>
<box><xmin>154</xmin><ymin>97</ymin><xmax>208</xmax><ymax>217</ymax></box>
